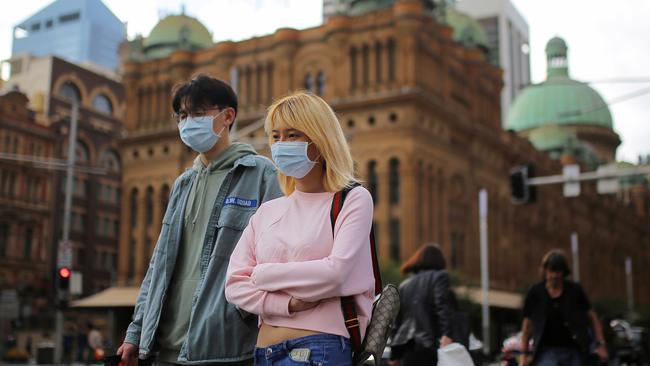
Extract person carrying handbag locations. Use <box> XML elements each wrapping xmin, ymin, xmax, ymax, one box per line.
<box><xmin>225</xmin><ymin>91</ymin><xmax>376</xmax><ymax>366</ymax></box>
<box><xmin>389</xmin><ymin>244</ymin><xmax>455</xmax><ymax>366</ymax></box>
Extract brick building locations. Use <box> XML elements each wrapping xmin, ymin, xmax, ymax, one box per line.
<box><xmin>112</xmin><ymin>0</ymin><xmax>649</xmax><ymax>337</ymax></box>
<box><xmin>0</xmin><ymin>90</ymin><xmax>56</xmax><ymax>334</ymax></box>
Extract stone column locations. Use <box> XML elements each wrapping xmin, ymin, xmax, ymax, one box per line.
<box><xmin>260</xmin><ymin>64</ymin><xmax>268</xmax><ymax>108</ymax></box>
<box><xmin>134</xmin><ymin>188</ymin><xmax>147</xmax><ymax>282</ymax></box>
<box><xmin>117</xmin><ymin>184</ymin><xmax>132</xmax><ymax>285</ymax></box>
<box><xmin>368</xmin><ymin>44</ymin><xmax>376</xmax><ymax>89</ymax></box>
<box><xmin>151</xmin><ymin>85</ymin><xmax>159</xmax><ymax>128</ymax></box>
<box><xmin>400</xmin><ymin>158</ymin><xmax>418</xmax><ymax>260</ymax></box>
<box><xmin>437</xmin><ymin>169</ymin><xmax>448</xmax><ymax>248</ymax></box>
<box><xmin>375</xmin><ymin>159</ymin><xmax>390</xmax><ymax>260</ymax></box>
<box><xmin>150</xmin><ymin>185</ymin><xmax>163</xmax><ymax>260</ymax></box>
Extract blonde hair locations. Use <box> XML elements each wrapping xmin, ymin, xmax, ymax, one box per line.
<box><xmin>264</xmin><ymin>91</ymin><xmax>356</xmax><ymax>195</ymax></box>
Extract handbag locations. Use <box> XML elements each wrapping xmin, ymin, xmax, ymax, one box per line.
<box><xmin>330</xmin><ymin>184</ymin><xmax>401</xmax><ymax>366</ymax></box>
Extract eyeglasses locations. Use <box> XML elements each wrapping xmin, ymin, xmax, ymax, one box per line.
<box><xmin>172</xmin><ymin>107</ymin><xmax>221</xmax><ymax>123</ymax></box>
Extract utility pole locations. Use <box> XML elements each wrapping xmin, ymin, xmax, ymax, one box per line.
<box><xmin>479</xmin><ymin>189</ymin><xmax>490</xmax><ymax>356</ymax></box>
<box><xmin>571</xmin><ymin>232</ymin><xmax>580</xmax><ymax>282</ymax></box>
<box><xmin>625</xmin><ymin>257</ymin><xmax>634</xmax><ymax>312</ymax></box>
<box><xmin>54</xmin><ymin>101</ymin><xmax>78</xmax><ymax>364</ymax></box>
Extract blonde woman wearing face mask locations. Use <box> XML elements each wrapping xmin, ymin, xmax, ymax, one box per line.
<box><xmin>225</xmin><ymin>91</ymin><xmax>375</xmax><ymax>366</ymax></box>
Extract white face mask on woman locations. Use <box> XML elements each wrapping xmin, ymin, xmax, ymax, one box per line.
<box><xmin>271</xmin><ymin>141</ymin><xmax>318</xmax><ymax>179</ymax></box>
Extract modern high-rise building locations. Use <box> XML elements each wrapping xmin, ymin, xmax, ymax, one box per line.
<box><xmin>455</xmin><ymin>0</ymin><xmax>530</xmax><ymax>125</ymax></box>
<box><xmin>11</xmin><ymin>0</ymin><xmax>126</xmax><ymax>72</ymax></box>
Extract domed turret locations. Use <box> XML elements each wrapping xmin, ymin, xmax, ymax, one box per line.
<box><xmin>506</xmin><ymin>37</ymin><xmax>620</xmax><ymax>163</ymax></box>
<box><xmin>142</xmin><ymin>13</ymin><xmax>213</xmax><ymax>59</ymax></box>
<box><xmin>445</xmin><ymin>9</ymin><xmax>490</xmax><ymax>52</ymax></box>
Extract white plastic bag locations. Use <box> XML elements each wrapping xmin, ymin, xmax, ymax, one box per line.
<box><xmin>437</xmin><ymin>343</ymin><xmax>474</xmax><ymax>366</ymax></box>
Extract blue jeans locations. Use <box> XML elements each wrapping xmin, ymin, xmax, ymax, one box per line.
<box><xmin>534</xmin><ymin>347</ymin><xmax>582</xmax><ymax>366</ymax></box>
<box><xmin>253</xmin><ymin>334</ymin><xmax>351</xmax><ymax>366</ymax></box>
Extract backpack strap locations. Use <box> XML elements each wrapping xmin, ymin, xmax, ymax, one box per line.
<box><xmin>330</xmin><ymin>183</ymin><xmax>382</xmax><ymax>352</ymax></box>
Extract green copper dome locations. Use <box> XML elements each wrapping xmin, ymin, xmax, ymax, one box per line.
<box><xmin>446</xmin><ymin>9</ymin><xmax>490</xmax><ymax>50</ymax></box>
<box><xmin>506</xmin><ymin>37</ymin><xmax>613</xmax><ymax>132</ymax></box>
<box><xmin>143</xmin><ymin>14</ymin><xmax>213</xmax><ymax>59</ymax></box>
<box><xmin>346</xmin><ymin>0</ymin><xmax>395</xmax><ymax>15</ymax></box>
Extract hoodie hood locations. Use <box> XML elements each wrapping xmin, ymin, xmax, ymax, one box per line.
<box><xmin>185</xmin><ymin>143</ymin><xmax>257</xmax><ymax>231</ymax></box>
<box><xmin>192</xmin><ymin>142</ymin><xmax>257</xmax><ymax>174</ymax></box>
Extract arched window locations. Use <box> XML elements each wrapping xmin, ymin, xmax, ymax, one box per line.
<box><xmin>245</xmin><ymin>66</ymin><xmax>253</xmax><ymax>106</ymax></box>
<box><xmin>349</xmin><ymin>47</ymin><xmax>357</xmax><ymax>90</ymax></box>
<box><xmin>367</xmin><ymin>160</ymin><xmax>377</xmax><ymax>203</ymax></box>
<box><xmin>304</xmin><ymin>73</ymin><xmax>313</xmax><ymax>92</ymax></box>
<box><xmin>160</xmin><ymin>184</ymin><xmax>170</xmax><ymax>219</ymax></box>
<box><xmin>59</xmin><ymin>81</ymin><xmax>81</xmax><ymax>104</ymax></box>
<box><xmin>130</xmin><ymin>188</ymin><xmax>138</xmax><ymax>228</ymax></box>
<box><xmin>92</xmin><ymin>94</ymin><xmax>113</xmax><ymax>115</ymax></box>
<box><xmin>66</xmin><ymin>140</ymin><xmax>90</xmax><ymax>164</ymax></box>
<box><xmin>316</xmin><ymin>71</ymin><xmax>325</xmax><ymax>96</ymax></box>
<box><xmin>266</xmin><ymin>62</ymin><xmax>274</xmax><ymax>102</ymax></box>
<box><xmin>145</xmin><ymin>186</ymin><xmax>154</xmax><ymax>226</ymax></box>
<box><xmin>256</xmin><ymin>64</ymin><xmax>263</xmax><ymax>104</ymax></box>
<box><xmin>389</xmin><ymin>219</ymin><xmax>400</xmax><ymax>261</ymax></box>
<box><xmin>375</xmin><ymin>42</ymin><xmax>383</xmax><ymax>83</ymax></box>
<box><xmin>237</xmin><ymin>67</ymin><xmax>244</xmax><ymax>101</ymax></box>
<box><xmin>24</xmin><ymin>228</ymin><xmax>33</xmax><ymax>259</ymax></box>
<box><xmin>362</xmin><ymin>44</ymin><xmax>370</xmax><ymax>87</ymax></box>
<box><xmin>99</xmin><ymin>150</ymin><xmax>120</xmax><ymax>173</ymax></box>
<box><xmin>144</xmin><ymin>239</ymin><xmax>153</xmax><ymax>269</ymax></box>
<box><xmin>387</xmin><ymin>38</ymin><xmax>396</xmax><ymax>82</ymax></box>
<box><xmin>128</xmin><ymin>239</ymin><xmax>136</xmax><ymax>282</ymax></box>
<box><xmin>389</xmin><ymin>158</ymin><xmax>400</xmax><ymax>204</ymax></box>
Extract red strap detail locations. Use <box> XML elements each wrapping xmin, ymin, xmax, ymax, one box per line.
<box><xmin>341</xmin><ymin>296</ymin><xmax>362</xmax><ymax>350</ymax></box>
<box><xmin>369</xmin><ymin>228</ymin><xmax>382</xmax><ymax>295</ymax></box>
<box><xmin>330</xmin><ymin>184</ymin><xmax>381</xmax><ymax>352</ymax></box>
<box><xmin>330</xmin><ymin>191</ymin><xmax>342</xmax><ymax>232</ymax></box>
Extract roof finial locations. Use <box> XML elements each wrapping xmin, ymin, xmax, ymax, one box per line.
<box><xmin>181</xmin><ymin>3</ymin><xmax>186</xmax><ymax>15</ymax></box>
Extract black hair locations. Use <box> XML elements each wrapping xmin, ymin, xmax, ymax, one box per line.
<box><xmin>172</xmin><ymin>74</ymin><xmax>238</xmax><ymax>116</ymax></box>
<box><xmin>541</xmin><ymin>249</ymin><xmax>571</xmax><ymax>277</ymax></box>
<box><xmin>401</xmin><ymin>243</ymin><xmax>447</xmax><ymax>274</ymax></box>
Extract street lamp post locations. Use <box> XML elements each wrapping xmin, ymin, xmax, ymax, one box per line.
<box><xmin>479</xmin><ymin>189</ymin><xmax>490</xmax><ymax>356</ymax></box>
<box><xmin>54</xmin><ymin>101</ymin><xmax>78</xmax><ymax>364</ymax></box>
<box><xmin>571</xmin><ymin>232</ymin><xmax>580</xmax><ymax>282</ymax></box>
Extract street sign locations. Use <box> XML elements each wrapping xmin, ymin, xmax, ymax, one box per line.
<box><xmin>57</xmin><ymin>240</ymin><xmax>73</xmax><ymax>267</ymax></box>
<box><xmin>563</xmin><ymin>164</ymin><xmax>581</xmax><ymax>197</ymax></box>
<box><xmin>597</xmin><ymin>164</ymin><xmax>620</xmax><ymax>194</ymax></box>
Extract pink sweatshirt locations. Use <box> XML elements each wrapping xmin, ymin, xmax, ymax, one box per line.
<box><xmin>225</xmin><ymin>186</ymin><xmax>375</xmax><ymax>339</ymax></box>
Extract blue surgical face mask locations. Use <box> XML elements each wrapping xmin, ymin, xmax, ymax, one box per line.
<box><xmin>271</xmin><ymin>141</ymin><xmax>317</xmax><ymax>179</ymax></box>
<box><xmin>178</xmin><ymin>110</ymin><xmax>226</xmax><ymax>153</ymax></box>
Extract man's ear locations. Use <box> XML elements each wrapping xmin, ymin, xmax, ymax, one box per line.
<box><xmin>224</xmin><ymin>108</ymin><xmax>237</xmax><ymax>127</ymax></box>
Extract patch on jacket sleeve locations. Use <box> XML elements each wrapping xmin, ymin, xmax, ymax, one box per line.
<box><xmin>224</xmin><ymin>196</ymin><xmax>258</xmax><ymax>208</ymax></box>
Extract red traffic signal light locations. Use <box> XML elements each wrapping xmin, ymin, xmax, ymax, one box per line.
<box><xmin>58</xmin><ymin>267</ymin><xmax>71</xmax><ymax>291</ymax></box>
<box><xmin>58</xmin><ymin>267</ymin><xmax>71</xmax><ymax>279</ymax></box>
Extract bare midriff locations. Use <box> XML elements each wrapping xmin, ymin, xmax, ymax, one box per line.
<box><xmin>256</xmin><ymin>322</ymin><xmax>322</xmax><ymax>347</ymax></box>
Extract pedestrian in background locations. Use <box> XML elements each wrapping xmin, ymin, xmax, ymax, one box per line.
<box><xmin>519</xmin><ymin>249</ymin><xmax>608</xmax><ymax>366</ymax></box>
<box><xmin>116</xmin><ymin>75</ymin><xmax>283</xmax><ymax>366</ymax></box>
<box><xmin>87</xmin><ymin>322</ymin><xmax>103</xmax><ymax>363</ymax></box>
<box><xmin>389</xmin><ymin>244</ymin><xmax>454</xmax><ymax>366</ymax></box>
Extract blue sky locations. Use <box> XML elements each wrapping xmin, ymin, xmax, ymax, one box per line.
<box><xmin>1</xmin><ymin>0</ymin><xmax>648</xmax><ymax>163</ymax></box>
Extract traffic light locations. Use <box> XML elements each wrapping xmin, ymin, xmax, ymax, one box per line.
<box><xmin>58</xmin><ymin>267</ymin><xmax>71</xmax><ymax>290</ymax></box>
<box><xmin>510</xmin><ymin>165</ymin><xmax>536</xmax><ymax>204</ymax></box>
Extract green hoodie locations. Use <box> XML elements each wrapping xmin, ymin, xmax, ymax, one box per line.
<box><xmin>157</xmin><ymin>143</ymin><xmax>257</xmax><ymax>363</ymax></box>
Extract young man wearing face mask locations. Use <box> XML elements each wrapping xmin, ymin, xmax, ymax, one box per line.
<box><xmin>117</xmin><ymin>74</ymin><xmax>283</xmax><ymax>366</ymax></box>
